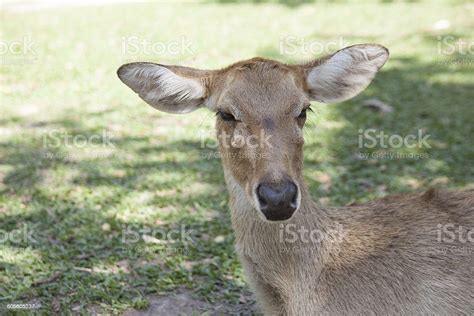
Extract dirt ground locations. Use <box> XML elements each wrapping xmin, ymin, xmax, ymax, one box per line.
<box><xmin>121</xmin><ymin>289</ymin><xmax>257</xmax><ymax>316</ymax></box>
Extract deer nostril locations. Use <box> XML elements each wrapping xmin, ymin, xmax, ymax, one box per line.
<box><xmin>257</xmin><ymin>185</ymin><xmax>269</xmax><ymax>208</ymax></box>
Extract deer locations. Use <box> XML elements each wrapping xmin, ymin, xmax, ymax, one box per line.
<box><xmin>117</xmin><ymin>44</ymin><xmax>473</xmax><ymax>315</ymax></box>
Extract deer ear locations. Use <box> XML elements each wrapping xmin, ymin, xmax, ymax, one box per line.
<box><xmin>303</xmin><ymin>44</ymin><xmax>389</xmax><ymax>104</ymax></box>
<box><xmin>117</xmin><ymin>62</ymin><xmax>210</xmax><ymax>114</ymax></box>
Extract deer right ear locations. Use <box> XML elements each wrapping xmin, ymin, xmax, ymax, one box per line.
<box><xmin>117</xmin><ymin>62</ymin><xmax>211</xmax><ymax>114</ymax></box>
<box><xmin>303</xmin><ymin>44</ymin><xmax>389</xmax><ymax>104</ymax></box>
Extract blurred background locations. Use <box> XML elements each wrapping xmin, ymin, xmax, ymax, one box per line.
<box><xmin>1</xmin><ymin>0</ymin><xmax>473</xmax><ymax>314</ymax></box>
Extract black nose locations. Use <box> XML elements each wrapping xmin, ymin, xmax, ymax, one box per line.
<box><xmin>257</xmin><ymin>180</ymin><xmax>298</xmax><ymax>221</ymax></box>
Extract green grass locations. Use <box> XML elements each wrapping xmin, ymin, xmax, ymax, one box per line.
<box><xmin>1</xmin><ymin>0</ymin><xmax>473</xmax><ymax>314</ymax></box>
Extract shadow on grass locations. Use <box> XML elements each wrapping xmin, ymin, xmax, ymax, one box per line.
<box><xmin>0</xmin><ymin>116</ymin><xmax>247</xmax><ymax>311</ymax></box>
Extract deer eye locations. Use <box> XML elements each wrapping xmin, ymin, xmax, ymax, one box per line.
<box><xmin>218</xmin><ymin>111</ymin><xmax>236</xmax><ymax>122</ymax></box>
<box><xmin>298</xmin><ymin>109</ymin><xmax>307</xmax><ymax>119</ymax></box>
<box><xmin>298</xmin><ymin>106</ymin><xmax>312</xmax><ymax>119</ymax></box>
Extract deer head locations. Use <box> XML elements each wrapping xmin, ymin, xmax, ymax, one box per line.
<box><xmin>118</xmin><ymin>44</ymin><xmax>389</xmax><ymax>222</ymax></box>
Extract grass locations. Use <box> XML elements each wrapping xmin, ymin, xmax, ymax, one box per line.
<box><xmin>1</xmin><ymin>0</ymin><xmax>473</xmax><ymax>314</ymax></box>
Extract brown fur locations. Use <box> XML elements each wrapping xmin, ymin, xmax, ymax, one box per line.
<box><xmin>118</xmin><ymin>45</ymin><xmax>474</xmax><ymax>315</ymax></box>
<box><xmin>231</xmin><ymin>187</ymin><xmax>473</xmax><ymax>314</ymax></box>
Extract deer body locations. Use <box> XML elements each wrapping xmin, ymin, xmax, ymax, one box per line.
<box><xmin>228</xmin><ymin>172</ymin><xmax>473</xmax><ymax>314</ymax></box>
<box><xmin>118</xmin><ymin>43</ymin><xmax>473</xmax><ymax>315</ymax></box>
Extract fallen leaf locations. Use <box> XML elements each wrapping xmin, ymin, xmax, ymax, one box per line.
<box><xmin>377</xmin><ymin>185</ymin><xmax>387</xmax><ymax>194</ymax></box>
<box><xmin>116</xmin><ymin>260</ymin><xmax>131</xmax><ymax>273</ymax></box>
<box><xmin>362</xmin><ymin>99</ymin><xmax>393</xmax><ymax>113</ymax></box>
<box><xmin>181</xmin><ymin>261</ymin><xmax>194</xmax><ymax>270</ymax></box>
<box><xmin>143</xmin><ymin>234</ymin><xmax>169</xmax><ymax>244</ymax></box>
<box><xmin>316</xmin><ymin>173</ymin><xmax>332</xmax><ymax>192</ymax></box>
<box><xmin>33</xmin><ymin>271</ymin><xmax>62</xmax><ymax>286</ymax></box>
<box><xmin>403</xmin><ymin>178</ymin><xmax>422</xmax><ymax>189</ymax></box>
<box><xmin>155</xmin><ymin>189</ymin><xmax>177</xmax><ymax>197</ymax></box>
<box><xmin>101</xmin><ymin>223</ymin><xmax>111</xmax><ymax>231</ymax></box>
<box><xmin>76</xmin><ymin>253</ymin><xmax>91</xmax><ymax>260</ymax></box>
<box><xmin>113</xmin><ymin>170</ymin><xmax>126</xmax><ymax>177</ymax></box>
<box><xmin>432</xmin><ymin>19</ymin><xmax>451</xmax><ymax>31</ymax></box>
<box><xmin>356</xmin><ymin>179</ymin><xmax>373</xmax><ymax>189</ymax></box>
<box><xmin>214</xmin><ymin>235</ymin><xmax>225</xmax><ymax>243</ymax></box>
<box><xmin>52</xmin><ymin>298</ymin><xmax>61</xmax><ymax>313</ymax></box>
<box><xmin>430</xmin><ymin>177</ymin><xmax>449</xmax><ymax>186</ymax></box>
<box><xmin>318</xmin><ymin>197</ymin><xmax>330</xmax><ymax>206</ymax></box>
<box><xmin>345</xmin><ymin>200</ymin><xmax>358</xmax><ymax>206</ymax></box>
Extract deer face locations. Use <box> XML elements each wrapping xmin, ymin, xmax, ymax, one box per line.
<box><xmin>118</xmin><ymin>44</ymin><xmax>389</xmax><ymax>222</ymax></box>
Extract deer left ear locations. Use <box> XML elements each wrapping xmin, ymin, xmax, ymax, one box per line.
<box><xmin>303</xmin><ymin>44</ymin><xmax>389</xmax><ymax>104</ymax></box>
<box><xmin>117</xmin><ymin>62</ymin><xmax>211</xmax><ymax>114</ymax></box>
